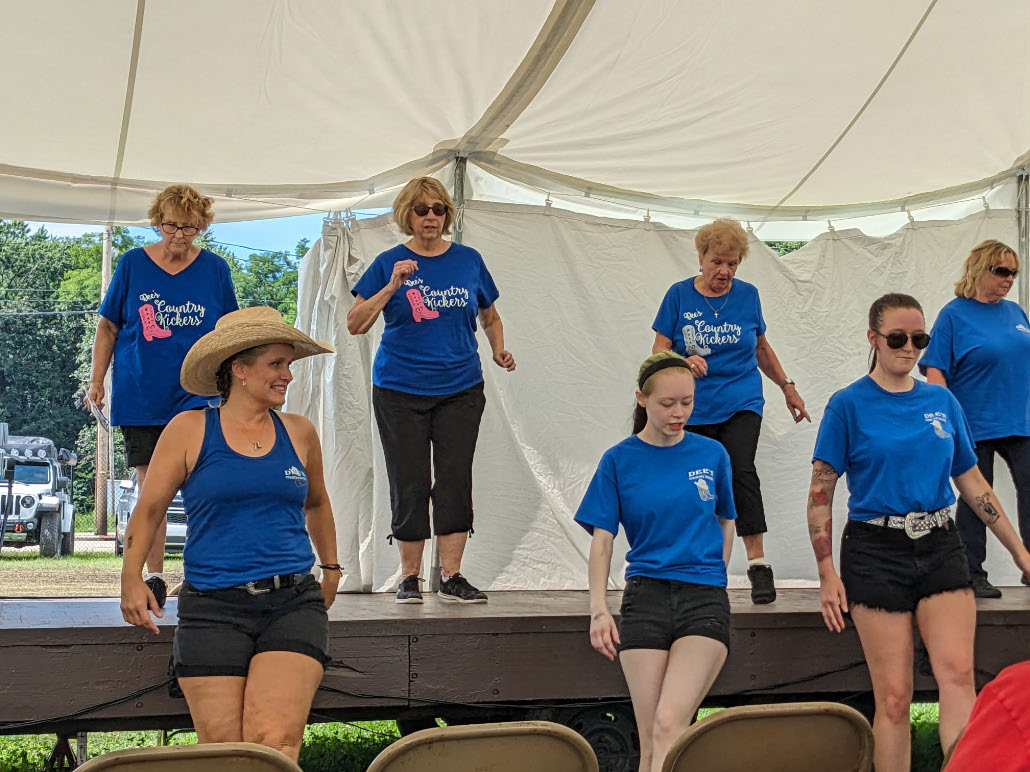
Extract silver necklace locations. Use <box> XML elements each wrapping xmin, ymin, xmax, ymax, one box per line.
<box><xmin>701</xmin><ymin>292</ymin><xmax>730</xmax><ymax>318</ymax></box>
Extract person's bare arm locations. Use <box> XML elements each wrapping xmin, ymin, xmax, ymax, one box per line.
<box><xmin>588</xmin><ymin>529</ymin><xmax>620</xmax><ymax>661</ymax></box>
<box><xmin>720</xmin><ymin>517</ymin><xmax>734</xmax><ymax>566</ymax></box>
<box><xmin>346</xmin><ymin>259</ymin><xmax>418</xmax><ymax>335</ymax></box>
<box><xmin>808</xmin><ymin>460</ymin><xmax>847</xmax><ymax>632</ymax></box>
<box><xmin>924</xmin><ymin>366</ymin><xmax>947</xmax><ymax>386</ymax></box>
<box><xmin>756</xmin><ymin>334</ymin><xmax>810</xmax><ymax>423</ymax></box>
<box><xmin>478</xmin><ymin>304</ymin><xmax>515</xmax><ymax>371</ymax></box>
<box><xmin>88</xmin><ymin>317</ymin><xmax>119</xmax><ymax>410</ymax></box>
<box><xmin>954</xmin><ymin>466</ymin><xmax>1030</xmax><ymax>577</ymax></box>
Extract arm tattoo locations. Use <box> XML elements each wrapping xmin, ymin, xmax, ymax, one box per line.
<box><xmin>809</xmin><ymin>519</ymin><xmax>833</xmax><ymax>561</ymax></box>
<box><xmin>975</xmin><ymin>492</ymin><xmax>1000</xmax><ymax>524</ymax></box>
<box><xmin>811</xmin><ymin>465</ymin><xmax>838</xmax><ymax>482</ymax></box>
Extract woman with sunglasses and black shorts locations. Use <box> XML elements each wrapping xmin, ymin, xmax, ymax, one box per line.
<box><xmin>347</xmin><ymin>177</ymin><xmax>515</xmax><ymax>604</ymax></box>
<box><xmin>807</xmin><ymin>293</ymin><xmax>1030</xmax><ymax>772</ymax></box>
<box><xmin>920</xmin><ymin>240</ymin><xmax>1030</xmax><ymax>599</ymax></box>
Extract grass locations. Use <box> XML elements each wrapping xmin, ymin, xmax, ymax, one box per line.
<box><xmin>74</xmin><ymin>511</ymin><xmax>114</xmax><ymax>533</ymax></box>
<box><xmin>0</xmin><ymin>551</ymin><xmax>183</xmax><ymax>596</ymax></box>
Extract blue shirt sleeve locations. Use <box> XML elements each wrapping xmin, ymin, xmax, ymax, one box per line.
<box><xmin>919</xmin><ymin>306</ymin><xmax>954</xmax><ymax>377</ymax></box>
<box><xmin>754</xmin><ymin>287</ymin><xmax>768</xmax><ymax>337</ymax></box>
<box><xmin>652</xmin><ymin>284</ymin><xmax>680</xmax><ymax>340</ymax></box>
<box><xmin>352</xmin><ymin>254</ymin><xmax>390</xmax><ymax>299</ymax></box>
<box><xmin>98</xmin><ymin>253</ymin><xmax>130</xmax><ymax>327</ymax></box>
<box><xmin>220</xmin><ymin>258</ymin><xmax>239</xmax><ymax>313</ymax></box>
<box><xmin>947</xmin><ymin>394</ymin><xmax>978</xmax><ymax>476</ymax></box>
<box><xmin>714</xmin><ymin>446</ymin><xmax>737</xmax><ymax>520</ymax></box>
<box><xmin>574</xmin><ymin>452</ymin><xmax>621</xmax><ymax>537</ymax></box>
<box><xmin>476</xmin><ymin>254</ymin><xmax>500</xmax><ymax>309</ymax></box>
<box><xmin>812</xmin><ymin>400</ymin><xmax>848</xmax><ymax>476</ymax></box>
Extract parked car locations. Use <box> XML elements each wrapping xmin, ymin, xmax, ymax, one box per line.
<box><xmin>114</xmin><ymin>470</ymin><xmax>186</xmax><ymax>556</ymax></box>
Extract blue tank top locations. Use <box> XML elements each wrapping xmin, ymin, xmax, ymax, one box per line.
<box><xmin>181</xmin><ymin>407</ymin><xmax>315</xmax><ymax>590</ymax></box>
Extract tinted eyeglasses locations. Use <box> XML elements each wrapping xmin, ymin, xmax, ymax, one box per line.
<box><xmin>875</xmin><ymin>330</ymin><xmax>931</xmax><ymax>350</ymax></box>
<box><xmin>411</xmin><ymin>203</ymin><xmax>447</xmax><ymax>217</ymax></box>
<box><xmin>987</xmin><ymin>265</ymin><xmax>1018</xmax><ymax>278</ymax></box>
<box><xmin>160</xmin><ymin>222</ymin><xmax>200</xmax><ymax>237</ymax></box>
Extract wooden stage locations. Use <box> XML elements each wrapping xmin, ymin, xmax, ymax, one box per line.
<box><xmin>3</xmin><ymin>588</ymin><xmax>1030</xmax><ymax>738</ymax></box>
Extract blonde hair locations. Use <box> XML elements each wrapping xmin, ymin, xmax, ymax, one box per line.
<box><xmin>633</xmin><ymin>352</ymin><xmax>692</xmax><ymax>433</ymax></box>
<box><xmin>147</xmin><ymin>184</ymin><xmax>214</xmax><ymax>229</ymax></box>
<box><xmin>954</xmin><ymin>239</ymin><xmax>1019</xmax><ymax>298</ymax></box>
<box><xmin>392</xmin><ymin>177</ymin><xmax>455</xmax><ymax>237</ymax></box>
<box><xmin>695</xmin><ymin>218</ymin><xmax>750</xmax><ymax>260</ymax></box>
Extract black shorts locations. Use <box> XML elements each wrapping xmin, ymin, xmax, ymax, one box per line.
<box><xmin>618</xmin><ymin>575</ymin><xmax>731</xmax><ymax>651</ymax></box>
<box><xmin>122</xmin><ymin>425</ymin><xmax>166</xmax><ymax>468</ymax></box>
<box><xmin>841</xmin><ymin>519</ymin><xmax>972</xmax><ymax>613</ymax></box>
<box><xmin>173</xmin><ymin>574</ymin><xmax>329</xmax><ymax>678</ymax></box>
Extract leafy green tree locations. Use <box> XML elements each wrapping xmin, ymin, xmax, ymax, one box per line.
<box><xmin>765</xmin><ymin>240</ymin><xmax>807</xmax><ymax>257</ymax></box>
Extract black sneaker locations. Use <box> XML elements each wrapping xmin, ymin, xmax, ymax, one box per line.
<box><xmin>145</xmin><ymin>575</ymin><xmax>167</xmax><ymax>609</ymax></box>
<box><xmin>438</xmin><ymin>573</ymin><xmax>487</xmax><ymax>604</ymax></box>
<box><xmin>396</xmin><ymin>575</ymin><xmax>423</xmax><ymax>604</ymax></box>
<box><xmin>747</xmin><ymin>564</ymin><xmax>776</xmax><ymax>604</ymax></box>
<box><xmin>1022</xmin><ymin>574</ymin><xmax>1030</xmax><ymax>587</ymax></box>
<box><xmin>972</xmin><ymin>575</ymin><xmax>1002</xmax><ymax>599</ymax></box>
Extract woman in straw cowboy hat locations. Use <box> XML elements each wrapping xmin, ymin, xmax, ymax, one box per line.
<box><xmin>120</xmin><ymin>306</ymin><xmax>338</xmax><ymax>761</ymax></box>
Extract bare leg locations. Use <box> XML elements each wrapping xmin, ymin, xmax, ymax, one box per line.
<box><xmin>437</xmin><ymin>531</ymin><xmax>468</xmax><ymax>577</ymax></box>
<box><xmin>741</xmin><ymin>532</ymin><xmax>765</xmax><ymax>561</ymax></box>
<box><xmin>178</xmin><ymin>676</ymin><xmax>245</xmax><ymax>742</ymax></box>
<box><xmin>619</xmin><ymin>649</ymin><xmax>668</xmax><ymax>772</ymax></box>
<box><xmin>915</xmin><ymin>589</ymin><xmax>976</xmax><ymax>753</ymax></box>
<box><xmin>851</xmin><ymin>605</ymin><xmax>915</xmax><ymax>772</ymax></box>
<box><xmin>243</xmin><ymin>651</ymin><xmax>325</xmax><ymax>761</ymax></box>
<box><xmin>397</xmin><ymin>539</ymin><xmax>424</xmax><ymax>578</ymax></box>
<box><xmin>135</xmin><ymin>464</ymin><xmax>166</xmax><ymax>575</ymax></box>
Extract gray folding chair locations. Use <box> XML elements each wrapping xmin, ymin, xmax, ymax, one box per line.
<box><xmin>365</xmin><ymin>720</ymin><xmax>599</xmax><ymax>772</ymax></box>
<box><xmin>662</xmin><ymin>702</ymin><xmax>874</xmax><ymax>772</ymax></box>
<box><xmin>75</xmin><ymin>741</ymin><xmax>303</xmax><ymax>771</ymax></box>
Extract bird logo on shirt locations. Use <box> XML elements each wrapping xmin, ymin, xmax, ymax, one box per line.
<box><xmin>694</xmin><ymin>478</ymin><xmax>714</xmax><ymax>502</ymax></box>
<box><xmin>284</xmin><ymin>466</ymin><xmax>307</xmax><ymax>487</ymax></box>
<box><xmin>924</xmin><ymin>412</ymin><xmax>952</xmax><ymax>439</ymax></box>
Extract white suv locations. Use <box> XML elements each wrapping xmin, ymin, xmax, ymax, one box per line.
<box><xmin>114</xmin><ymin>471</ymin><xmax>187</xmax><ymax>556</ymax></box>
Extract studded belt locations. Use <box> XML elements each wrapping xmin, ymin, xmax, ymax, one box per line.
<box><xmin>865</xmin><ymin>507</ymin><xmax>952</xmax><ymax>539</ymax></box>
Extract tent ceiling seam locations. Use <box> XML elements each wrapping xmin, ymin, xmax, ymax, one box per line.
<box><xmin>768</xmin><ymin>0</ymin><xmax>939</xmax><ymax>215</ymax></box>
<box><xmin>107</xmin><ymin>0</ymin><xmax>147</xmax><ymax>225</ymax></box>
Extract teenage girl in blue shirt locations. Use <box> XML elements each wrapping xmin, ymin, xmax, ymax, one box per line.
<box><xmin>578</xmin><ymin>352</ymin><xmax>735</xmax><ymax>772</ymax></box>
<box><xmin>808</xmin><ymin>293</ymin><xmax>1030</xmax><ymax>772</ymax></box>
<box><xmin>920</xmin><ymin>240</ymin><xmax>1030</xmax><ymax>598</ymax></box>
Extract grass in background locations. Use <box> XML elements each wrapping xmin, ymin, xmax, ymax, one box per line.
<box><xmin>0</xmin><ymin>551</ymin><xmax>183</xmax><ymax>596</ymax></box>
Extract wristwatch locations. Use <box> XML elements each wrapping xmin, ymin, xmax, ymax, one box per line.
<box><xmin>780</xmin><ymin>378</ymin><xmax>796</xmax><ymax>389</ymax></box>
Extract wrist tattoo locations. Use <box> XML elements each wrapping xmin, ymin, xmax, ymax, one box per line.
<box><xmin>975</xmin><ymin>492</ymin><xmax>1000</xmax><ymax>524</ymax></box>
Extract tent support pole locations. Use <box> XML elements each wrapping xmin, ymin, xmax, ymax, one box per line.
<box><xmin>1018</xmin><ymin>169</ymin><xmax>1029</xmax><ymax>312</ymax></box>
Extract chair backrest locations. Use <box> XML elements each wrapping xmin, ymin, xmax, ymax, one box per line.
<box><xmin>75</xmin><ymin>741</ymin><xmax>303</xmax><ymax>772</ymax></box>
<box><xmin>365</xmin><ymin>720</ymin><xmax>599</xmax><ymax>772</ymax></box>
<box><xmin>662</xmin><ymin>702</ymin><xmax>874</xmax><ymax>772</ymax></box>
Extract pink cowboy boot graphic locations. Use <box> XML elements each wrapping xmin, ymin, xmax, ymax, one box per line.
<box><xmin>138</xmin><ymin>303</ymin><xmax>172</xmax><ymax>342</ymax></box>
<box><xmin>406</xmin><ymin>288</ymin><xmax>439</xmax><ymax>323</ymax></box>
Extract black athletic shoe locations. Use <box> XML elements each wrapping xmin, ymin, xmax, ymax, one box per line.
<box><xmin>972</xmin><ymin>575</ymin><xmax>1002</xmax><ymax>599</ymax></box>
<box><xmin>1022</xmin><ymin>573</ymin><xmax>1030</xmax><ymax>587</ymax></box>
<box><xmin>396</xmin><ymin>575</ymin><xmax>423</xmax><ymax>604</ymax></box>
<box><xmin>438</xmin><ymin>573</ymin><xmax>488</xmax><ymax>604</ymax></box>
<box><xmin>145</xmin><ymin>575</ymin><xmax>167</xmax><ymax>609</ymax></box>
<box><xmin>747</xmin><ymin>564</ymin><xmax>776</xmax><ymax>604</ymax></box>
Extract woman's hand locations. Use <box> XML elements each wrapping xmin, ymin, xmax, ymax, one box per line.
<box><xmin>685</xmin><ymin>354</ymin><xmax>708</xmax><ymax>377</ymax></box>
<box><xmin>88</xmin><ymin>381</ymin><xmax>105</xmax><ymax>412</ymax></box>
<box><xmin>819</xmin><ymin>571</ymin><xmax>848</xmax><ymax>633</ymax></box>
<box><xmin>492</xmin><ymin>349</ymin><xmax>516</xmax><ymax>371</ymax></box>
<box><xmin>589</xmin><ymin>610</ymin><xmax>620</xmax><ymax>661</ymax></box>
<box><xmin>387</xmin><ymin>259</ymin><xmax>419</xmax><ymax>292</ymax></box>
<box><xmin>1011</xmin><ymin>546</ymin><xmax>1030</xmax><ymax>582</ymax></box>
<box><xmin>120</xmin><ymin>576</ymin><xmax>162</xmax><ymax>635</ymax></box>
<box><xmin>320</xmin><ymin>569</ymin><xmax>341</xmax><ymax>609</ymax></box>
<box><xmin>783</xmin><ymin>384</ymin><xmax>811</xmax><ymax>423</ymax></box>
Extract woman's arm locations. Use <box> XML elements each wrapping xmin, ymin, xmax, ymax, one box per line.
<box><xmin>478</xmin><ymin>304</ymin><xmax>515</xmax><ymax>371</ymax></box>
<box><xmin>88</xmin><ymin>317</ymin><xmax>119</xmax><ymax>410</ymax></box>
<box><xmin>588</xmin><ymin>529</ymin><xmax>620</xmax><ymax>661</ymax></box>
<box><xmin>294</xmin><ymin>416</ymin><xmax>340</xmax><ymax>608</ymax></box>
<box><xmin>807</xmin><ymin>460</ymin><xmax>848</xmax><ymax>632</ymax></box>
<box><xmin>652</xmin><ymin>331</ymin><xmax>673</xmax><ymax>354</ymax></box>
<box><xmin>719</xmin><ymin>517</ymin><xmax>734</xmax><ymax>566</ymax></box>
<box><xmin>924</xmin><ymin>366</ymin><xmax>947</xmax><ymax>386</ymax></box>
<box><xmin>954</xmin><ymin>466</ymin><xmax>1030</xmax><ymax>577</ymax></box>
<box><xmin>756</xmin><ymin>334</ymin><xmax>810</xmax><ymax>423</ymax></box>
<box><xmin>345</xmin><ymin>259</ymin><xmax>418</xmax><ymax>335</ymax></box>
<box><xmin>119</xmin><ymin>413</ymin><xmax>192</xmax><ymax>633</ymax></box>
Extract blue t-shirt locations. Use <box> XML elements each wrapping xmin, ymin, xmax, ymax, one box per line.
<box><xmin>351</xmin><ymin>242</ymin><xmax>500</xmax><ymax>396</ymax></box>
<box><xmin>812</xmin><ymin>377</ymin><xmax>978</xmax><ymax>521</ymax></box>
<box><xmin>918</xmin><ymin>297</ymin><xmax>1030</xmax><ymax>442</ymax></box>
<box><xmin>652</xmin><ymin>278</ymin><xmax>767</xmax><ymax>424</ymax></box>
<box><xmin>98</xmin><ymin>247</ymin><xmax>238</xmax><ymax>426</ymax></box>
<box><xmin>574</xmin><ymin>433</ymin><xmax>736</xmax><ymax>586</ymax></box>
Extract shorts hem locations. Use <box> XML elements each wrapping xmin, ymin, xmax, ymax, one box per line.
<box><xmin>255</xmin><ymin>640</ymin><xmax>330</xmax><ymax>668</ymax></box>
<box><xmin>173</xmin><ymin>664</ymin><xmax>249</xmax><ymax>678</ymax></box>
<box><xmin>734</xmin><ymin>521</ymin><xmax>767</xmax><ymax>538</ymax></box>
<box><xmin>619</xmin><ymin>631</ymin><xmax>730</xmax><ymax>652</ymax></box>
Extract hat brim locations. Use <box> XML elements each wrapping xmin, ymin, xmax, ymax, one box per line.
<box><xmin>180</xmin><ymin>321</ymin><xmax>333</xmax><ymax>396</ymax></box>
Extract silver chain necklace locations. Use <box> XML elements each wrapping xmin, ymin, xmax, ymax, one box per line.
<box><xmin>701</xmin><ymin>292</ymin><xmax>730</xmax><ymax>318</ymax></box>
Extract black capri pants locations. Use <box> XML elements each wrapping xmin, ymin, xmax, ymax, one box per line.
<box><xmin>372</xmin><ymin>382</ymin><xmax>486</xmax><ymax>542</ymax></box>
<box><xmin>688</xmin><ymin>410</ymin><xmax>766</xmax><ymax>536</ymax></box>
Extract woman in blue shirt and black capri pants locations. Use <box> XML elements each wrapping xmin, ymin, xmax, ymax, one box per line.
<box><xmin>347</xmin><ymin>177</ymin><xmax>515</xmax><ymax>605</ymax></box>
<box><xmin>920</xmin><ymin>240</ymin><xmax>1030</xmax><ymax>598</ymax></box>
<box><xmin>578</xmin><ymin>352</ymin><xmax>735</xmax><ymax>772</ymax></box>
<box><xmin>807</xmin><ymin>293</ymin><xmax>1030</xmax><ymax>772</ymax></box>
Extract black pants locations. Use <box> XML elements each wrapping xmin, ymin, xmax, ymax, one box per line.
<box><xmin>372</xmin><ymin>382</ymin><xmax>486</xmax><ymax>542</ymax></box>
<box><xmin>957</xmin><ymin>435</ymin><xmax>1030</xmax><ymax>579</ymax></box>
<box><xmin>688</xmin><ymin>410</ymin><xmax>766</xmax><ymax>537</ymax></box>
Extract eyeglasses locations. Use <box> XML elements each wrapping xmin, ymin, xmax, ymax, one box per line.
<box><xmin>411</xmin><ymin>203</ymin><xmax>447</xmax><ymax>217</ymax></box>
<box><xmin>160</xmin><ymin>222</ymin><xmax>200</xmax><ymax>237</ymax></box>
<box><xmin>987</xmin><ymin>265</ymin><xmax>1018</xmax><ymax>278</ymax></box>
<box><xmin>875</xmin><ymin>330</ymin><xmax>931</xmax><ymax>350</ymax></box>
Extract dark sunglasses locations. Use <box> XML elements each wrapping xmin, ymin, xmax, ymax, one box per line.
<box><xmin>411</xmin><ymin>203</ymin><xmax>447</xmax><ymax>217</ymax></box>
<box><xmin>875</xmin><ymin>330</ymin><xmax>931</xmax><ymax>350</ymax></box>
<box><xmin>987</xmin><ymin>265</ymin><xmax>1018</xmax><ymax>278</ymax></box>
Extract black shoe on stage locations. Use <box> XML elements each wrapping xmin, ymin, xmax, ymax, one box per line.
<box><xmin>747</xmin><ymin>564</ymin><xmax>776</xmax><ymax>605</ymax></box>
<box><xmin>145</xmin><ymin>575</ymin><xmax>168</xmax><ymax>609</ymax></box>
<box><xmin>396</xmin><ymin>575</ymin><xmax>424</xmax><ymax>604</ymax></box>
<box><xmin>438</xmin><ymin>573</ymin><xmax>488</xmax><ymax>604</ymax></box>
<box><xmin>972</xmin><ymin>575</ymin><xmax>1002</xmax><ymax>599</ymax></box>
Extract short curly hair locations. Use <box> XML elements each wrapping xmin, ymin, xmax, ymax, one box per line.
<box><xmin>695</xmin><ymin>218</ymin><xmax>750</xmax><ymax>260</ymax></box>
<box><xmin>954</xmin><ymin>239</ymin><xmax>1019</xmax><ymax>298</ymax></box>
<box><xmin>147</xmin><ymin>184</ymin><xmax>215</xmax><ymax>230</ymax></box>
<box><xmin>392</xmin><ymin>177</ymin><xmax>455</xmax><ymax>237</ymax></box>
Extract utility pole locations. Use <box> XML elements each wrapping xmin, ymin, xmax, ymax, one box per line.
<box><xmin>95</xmin><ymin>225</ymin><xmax>113</xmax><ymax>535</ymax></box>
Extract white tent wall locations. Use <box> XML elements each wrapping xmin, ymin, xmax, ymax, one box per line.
<box><xmin>288</xmin><ymin>200</ymin><xmax>1021</xmax><ymax>592</ymax></box>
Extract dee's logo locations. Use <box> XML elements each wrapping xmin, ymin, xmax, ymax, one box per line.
<box><xmin>688</xmin><ymin>468</ymin><xmax>716</xmax><ymax>502</ymax></box>
<box><xmin>924</xmin><ymin>412</ymin><xmax>951</xmax><ymax>439</ymax></box>
<box><xmin>284</xmin><ymin>465</ymin><xmax>307</xmax><ymax>487</ymax></box>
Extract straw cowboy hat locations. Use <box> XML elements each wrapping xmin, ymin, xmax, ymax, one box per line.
<box><xmin>180</xmin><ymin>306</ymin><xmax>333</xmax><ymax>396</ymax></box>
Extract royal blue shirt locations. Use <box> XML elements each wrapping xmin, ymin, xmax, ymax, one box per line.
<box><xmin>574</xmin><ymin>433</ymin><xmax>736</xmax><ymax>587</ymax></box>
<box><xmin>919</xmin><ymin>297</ymin><xmax>1030</xmax><ymax>442</ymax></box>
<box><xmin>352</xmin><ymin>242</ymin><xmax>500</xmax><ymax>396</ymax></box>
<box><xmin>98</xmin><ymin>247</ymin><xmax>238</xmax><ymax>426</ymax></box>
<box><xmin>652</xmin><ymin>278</ymin><xmax>767</xmax><ymax>424</ymax></box>
<box><xmin>812</xmin><ymin>377</ymin><xmax>978</xmax><ymax>521</ymax></box>
<box><xmin>181</xmin><ymin>408</ymin><xmax>315</xmax><ymax>590</ymax></box>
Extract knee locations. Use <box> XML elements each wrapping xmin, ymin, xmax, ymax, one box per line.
<box><xmin>934</xmin><ymin>659</ymin><xmax>975</xmax><ymax>691</ymax></box>
<box><xmin>651</xmin><ymin>708</ymin><xmax>690</xmax><ymax>747</ymax></box>
<box><xmin>245</xmin><ymin>725</ymin><xmax>304</xmax><ymax>760</ymax></box>
<box><xmin>876</xmin><ymin>688</ymin><xmax>912</xmax><ymax>725</ymax></box>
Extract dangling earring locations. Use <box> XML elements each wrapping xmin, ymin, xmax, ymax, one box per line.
<box><xmin>242</xmin><ymin>379</ymin><xmax>247</xmax><ymax>388</ymax></box>
<box><xmin>698</xmin><ymin>266</ymin><xmax>702</xmax><ymax>273</ymax></box>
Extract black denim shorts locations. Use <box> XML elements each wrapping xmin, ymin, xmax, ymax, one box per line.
<box><xmin>841</xmin><ymin>519</ymin><xmax>972</xmax><ymax>613</ymax></box>
<box><xmin>173</xmin><ymin>574</ymin><xmax>329</xmax><ymax>677</ymax></box>
<box><xmin>618</xmin><ymin>575</ymin><xmax>731</xmax><ymax>652</ymax></box>
<box><xmin>122</xmin><ymin>425</ymin><xmax>166</xmax><ymax>468</ymax></box>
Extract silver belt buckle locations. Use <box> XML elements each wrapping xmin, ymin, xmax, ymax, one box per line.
<box><xmin>904</xmin><ymin>512</ymin><xmax>933</xmax><ymax>539</ymax></box>
<box><xmin>243</xmin><ymin>575</ymin><xmax>280</xmax><ymax>595</ymax></box>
